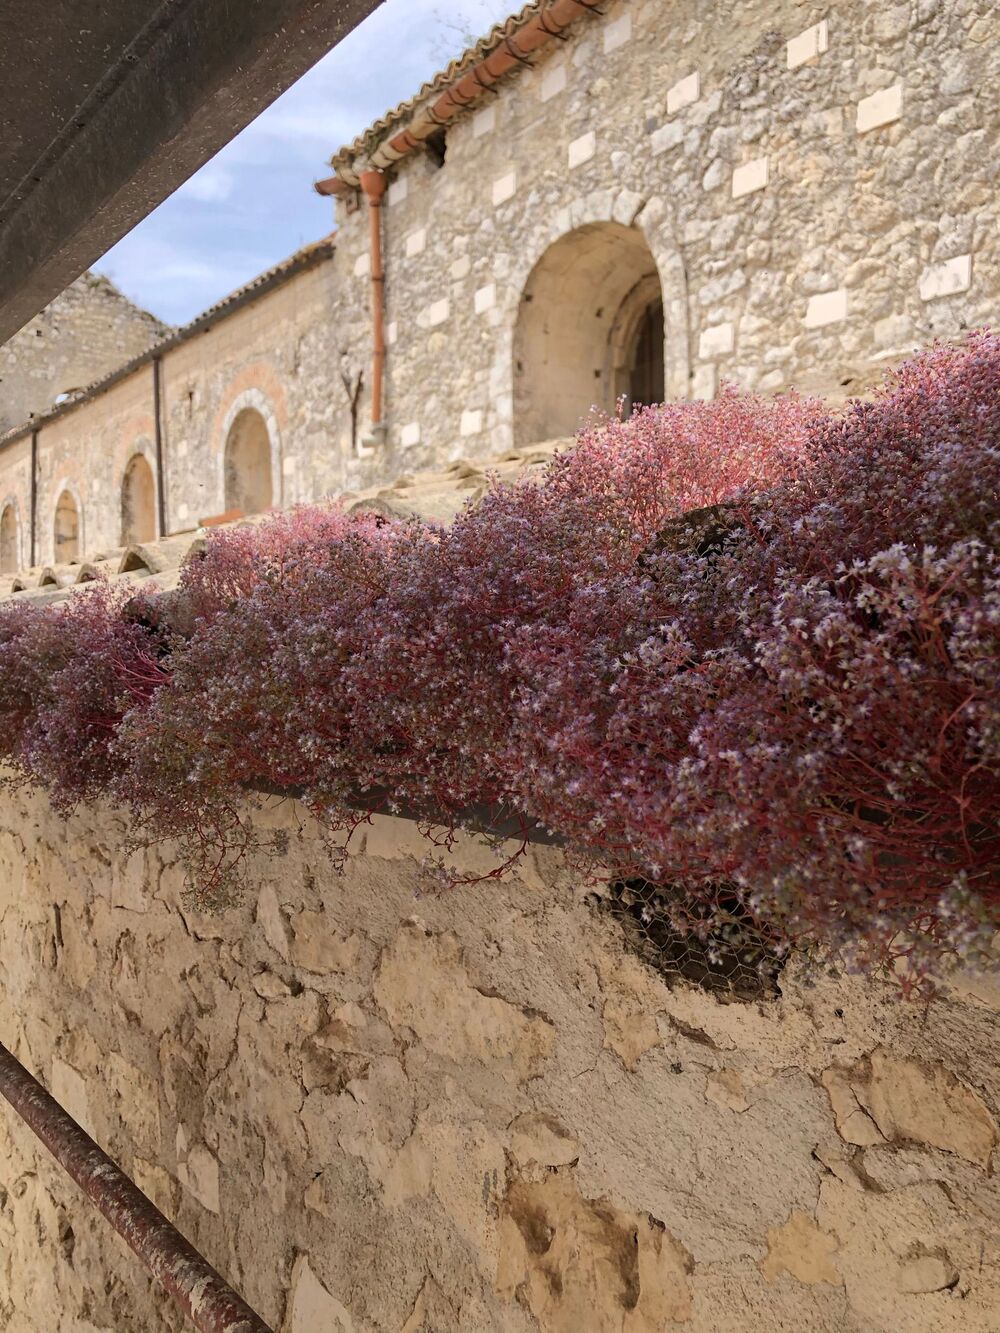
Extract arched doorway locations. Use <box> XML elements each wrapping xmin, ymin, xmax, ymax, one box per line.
<box><xmin>0</xmin><ymin>504</ymin><xmax>18</xmax><ymax>573</ymax></box>
<box><xmin>121</xmin><ymin>453</ymin><xmax>157</xmax><ymax>545</ymax></box>
<box><xmin>513</xmin><ymin>222</ymin><xmax>665</xmax><ymax>445</ymax></box>
<box><xmin>54</xmin><ymin>490</ymin><xmax>81</xmax><ymax>562</ymax></box>
<box><xmin>224</xmin><ymin>407</ymin><xmax>273</xmax><ymax>515</ymax></box>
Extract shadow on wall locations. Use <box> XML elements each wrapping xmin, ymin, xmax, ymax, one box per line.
<box><xmin>0</xmin><ymin>504</ymin><xmax>18</xmax><ymax>573</ymax></box>
<box><xmin>224</xmin><ymin>407</ymin><xmax>273</xmax><ymax>516</ymax></box>
<box><xmin>121</xmin><ymin>453</ymin><xmax>157</xmax><ymax>546</ymax></box>
<box><xmin>513</xmin><ymin>221</ymin><xmax>665</xmax><ymax>445</ymax></box>
<box><xmin>54</xmin><ymin>490</ymin><xmax>80</xmax><ymax>562</ymax></box>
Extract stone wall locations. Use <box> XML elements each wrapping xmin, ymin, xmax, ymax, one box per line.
<box><xmin>336</xmin><ymin>0</ymin><xmax>997</xmax><ymax>468</ymax></box>
<box><xmin>0</xmin><ymin>273</ymin><xmax>165</xmax><ymax>436</ymax></box>
<box><xmin>0</xmin><ymin>781</ymin><xmax>998</xmax><ymax>1331</ymax></box>
<box><xmin>1</xmin><ymin>0</ymin><xmax>996</xmax><ymax>571</ymax></box>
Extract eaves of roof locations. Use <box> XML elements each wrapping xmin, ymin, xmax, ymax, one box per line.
<box><xmin>0</xmin><ymin>235</ymin><xmax>336</xmax><ymax>454</ymax></box>
<box><xmin>333</xmin><ymin>4</ymin><xmax>543</xmax><ymax>167</ymax></box>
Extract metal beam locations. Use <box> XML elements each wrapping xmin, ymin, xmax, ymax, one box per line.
<box><xmin>0</xmin><ymin>0</ymin><xmax>383</xmax><ymax>343</ymax></box>
<box><xmin>0</xmin><ymin>1039</ymin><xmax>273</xmax><ymax>1332</ymax></box>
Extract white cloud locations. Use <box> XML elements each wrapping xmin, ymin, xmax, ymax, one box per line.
<box><xmin>179</xmin><ymin>163</ymin><xmax>235</xmax><ymax>203</ymax></box>
<box><xmin>96</xmin><ymin>0</ymin><xmax>516</xmax><ymax>324</ymax></box>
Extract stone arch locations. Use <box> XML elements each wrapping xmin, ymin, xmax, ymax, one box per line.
<box><xmin>485</xmin><ymin>194</ymin><xmax>688</xmax><ymax>452</ymax></box>
<box><xmin>224</xmin><ymin>405</ymin><xmax>274</xmax><ymax>515</ymax></box>
<box><xmin>53</xmin><ymin>484</ymin><xmax>83</xmax><ymax>563</ymax></box>
<box><xmin>121</xmin><ymin>452</ymin><xmax>157</xmax><ymax>545</ymax></box>
<box><xmin>218</xmin><ymin>386</ymin><xmax>282</xmax><ymax>515</ymax></box>
<box><xmin>0</xmin><ymin>499</ymin><xmax>20</xmax><ymax>573</ymax></box>
<box><xmin>513</xmin><ymin>220</ymin><xmax>669</xmax><ymax>444</ymax></box>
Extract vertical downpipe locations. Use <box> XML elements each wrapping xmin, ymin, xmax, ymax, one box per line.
<box><xmin>152</xmin><ymin>356</ymin><xmax>167</xmax><ymax>537</ymax></box>
<box><xmin>359</xmin><ymin>168</ymin><xmax>387</xmax><ymax>442</ymax></box>
<box><xmin>29</xmin><ymin>427</ymin><xmax>38</xmax><ymax>567</ymax></box>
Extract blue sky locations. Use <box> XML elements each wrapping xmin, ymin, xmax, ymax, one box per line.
<box><xmin>98</xmin><ymin>0</ymin><xmax>514</xmax><ymax>326</ymax></box>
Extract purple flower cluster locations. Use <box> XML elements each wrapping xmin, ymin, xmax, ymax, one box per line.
<box><xmin>0</xmin><ymin>334</ymin><xmax>996</xmax><ymax>986</ymax></box>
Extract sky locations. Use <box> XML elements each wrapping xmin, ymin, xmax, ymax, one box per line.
<box><xmin>97</xmin><ymin>0</ymin><xmax>515</xmax><ymax>327</ymax></box>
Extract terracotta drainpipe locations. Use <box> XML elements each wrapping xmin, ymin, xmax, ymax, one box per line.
<box><xmin>358</xmin><ymin>168</ymin><xmax>388</xmax><ymax>441</ymax></box>
<box><xmin>29</xmin><ymin>426</ymin><xmax>38</xmax><ymax>567</ymax></box>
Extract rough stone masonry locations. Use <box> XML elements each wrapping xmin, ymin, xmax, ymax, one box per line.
<box><xmin>0</xmin><ymin>785</ymin><xmax>998</xmax><ymax>1331</ymax></box>
<box><xmin>0</xmin><ymin>2</ymin><xmax>998</xmax><ymax>1329</ymax></box>
<box><xmin>0</xmin><ymin>0</ymin><xmax>995</xmax><ymax>569</ymax></box>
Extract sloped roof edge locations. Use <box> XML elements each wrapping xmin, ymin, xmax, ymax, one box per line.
<box><xmin>0</xmin><ymin>235</ymin><xmax>336</xmax><ymax>453</ymax></box>
<box><xmin>334</xmin><ymin>1</ymin><xmax>610</xmax><ymax>174</ymax></box>
<box><xmin>333</xmin><ymin>4</ymin><xmax>542</xmax><ymax>166</ymax></box>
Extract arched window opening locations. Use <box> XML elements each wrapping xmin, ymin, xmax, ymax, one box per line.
<box><xmin>0</xmin><ymin>505</ymin><xmax>19</xmax><ymax>573</ymax></box>
<box><xmin>224</xmin><ymin>407</ymin><xmax>273</xmax><ymax>516</ymax></box>
<box><xmin>513</xmin><ymin>222</ymin><xmax>665</xmax><ymax>445</ymax></box>
<box><xmin>54</xmin><ymin>490</ymin><xmax>80</xmax><ymax>563</ymax></box>
<box><xmin>121</xmin><ymin>453</ymin><xmax>157</xmax><ymax>545</ymax></box>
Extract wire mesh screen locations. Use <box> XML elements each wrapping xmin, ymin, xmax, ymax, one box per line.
<box><xmin>603</xmin><ymin>879</ymin><xmax>788</xmax><ymax>1001</ymax></box>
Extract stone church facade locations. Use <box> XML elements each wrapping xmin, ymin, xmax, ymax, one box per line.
<box><xmin>0</xmin><ymin>0</ymin><xmax>995</xmax><ymax>574</ymax></box>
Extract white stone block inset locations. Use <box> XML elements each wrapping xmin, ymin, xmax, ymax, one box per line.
<box><xmin>460</xmin><ymin>409</ymin><xmax>483</xmax><ymax>437</ymax></box>
<box><xmin>873</xmin><ymin>312</ymin><xmax>914</xmax><ymax>346</ymax></box>
<box><xmin>804</xmin><ymin>287</ymin><xmax>848</xmax><ymax>328</ymax></box>
<box><xmin>425</xmin><ymin>298</ymin><xmax>450</xmax><ymax>327</ymax></box>
<box><xmin>474</xmin><ymin>282</ymin><xmax>497</xmax><ymax>314</ymax></box>
<box><xmin>473</xmin><ymin>104</ymin><xmax>496</xmax><ymax>138</ymax></box>
<box><xmin>450</xmin><ymin>255</ymin><xmax>471</xmax><ymax>280</ymax></box>
<box><xmin>650</xmin><ymin>120</ymin><xmax>683</xmax><ymax>156</ymax></box>
<box><xmin>787</xmin><ymin>19</ymin><xmax>829</xmax><ymax>70</ymax></box>
<box><xmin>667</xmin><ymin>72</ymin><xmax>700</xmax><ymax>115</ymax></box>
<box><xmin>405</xmin><ymin>228</ymin><xmax>426</xmax><ymax>258</ymax></box>
<box><xmin>492</xmin><ymin>170</ymin><xmax>517</xmax><ymax>206</ymax></box>
<box><xmin>386</xmin><ymin>320</ymin><xmax>398</xmax><ymax>347</ymax></box>
<box><xmin>568</xmin><ymin>131</ymin><xmax>596</xmax><ymax>169</ymax></box>
<box><xmin>400</xmin><ymin>422</ymin><xmax>421</xmax><ymax>448</ymax></box>
<box><xmin>699</xmin><ymin>323</ymin><xmax>735</xmax><ymax>359</ymax></box>
<box><xmin>856</xmin><ymin>83</ymin><xmax>902</xmax><ymax>133</ymax></box>
<box><xmin>732</xmin><ymin>156</ymin><xmax>768</xmax><ymax>199</ymax></box>
<box><xmin>540</xmin><ymin>63</ymin><xmax>567</xmax><ymax>103</ymax></box>
<box><xmin>387</xmin><ymin>175</ymin><xmax>408</xmax><ymax>206</ymax></box>
<box><xmin>353</xmin><ymin>252</ymin><xmax>370</xmax><ymax>277</ymax></box>
<box><xmin>919</xmin><ymin>254</ymin><xmax>972</xmax><ymax>302</ymax></box>
<box><xmin>691</xmin><ymin>364</ymin><xmax>717</xmax><ymax>401</ymax></box>
<box><xmin>604</xmin><ymin>13</ymin><xmax>632</xmax><ymax>52</ymax></box>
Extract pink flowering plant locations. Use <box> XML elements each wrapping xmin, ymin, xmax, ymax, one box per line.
<box><xmin>0</xmin><ymin>333</ymin><xmax>996</xmax><ymax>988</ymax></box>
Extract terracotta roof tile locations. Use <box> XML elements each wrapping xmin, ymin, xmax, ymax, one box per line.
<box><xmin>332</xmin><ymin>4</ymin><xmax>543</xmax><ymax>167</ymax></box>
<box><xmin>0</xmin><ymin>440</ymin><xmax>570</xmax><ymax>602</ymax></box>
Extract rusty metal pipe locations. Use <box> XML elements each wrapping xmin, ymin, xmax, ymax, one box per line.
<box><xmin>359</xmin><ymin>168</ymin><xmax>387</xmax><ymax>432</ymax></box>
<box><xmin>0</xmin><ymin>1040</ymin><xmax>273</xmax><ymax>1333</ymax></box>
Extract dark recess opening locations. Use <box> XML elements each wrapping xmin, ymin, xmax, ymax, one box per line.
<box><xmin>627</xmin><ymin>298</ymin><xmax>665</xmax><ymax>410</ymax></box>
<box><xmin>424</xmin><ymin>128</ymin><xmax>447</xmax><ymax>168</ymax></box>
<box><xmin>601</xmin><ymin>878</ymin><xmax>788</xmax><ymax>1002</ymax></box>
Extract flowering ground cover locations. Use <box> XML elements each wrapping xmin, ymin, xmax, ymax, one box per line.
<box><xmin>1</xmin><ymin>332</ymin><xmax>996</xmax><ymax>990</ymax></box>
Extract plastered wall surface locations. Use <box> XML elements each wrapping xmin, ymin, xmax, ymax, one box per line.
<box><xmin>0</xmin><ymin>0</ymin><xmax>996</xmax><ymax>566</ymax></box>
<box><xmin>0</xmin><ymin>782</ymin><xmax>997</xmax><ymax>1331</ymax></box>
